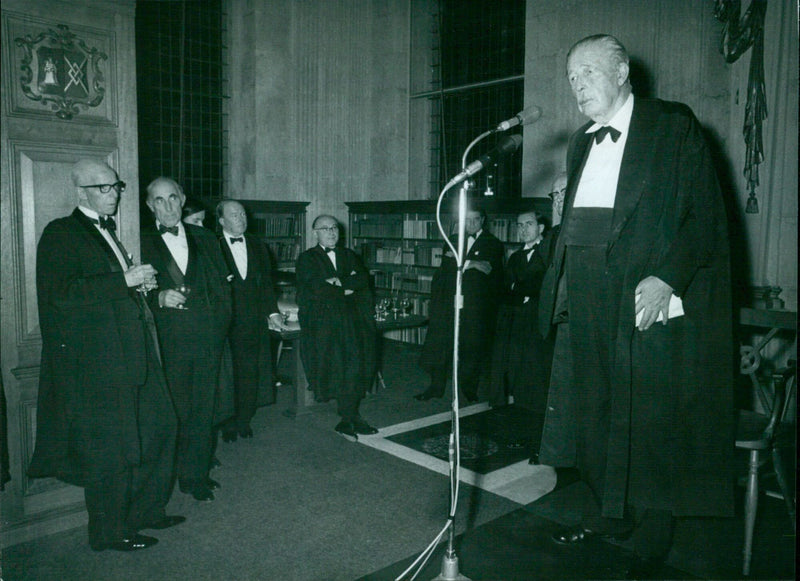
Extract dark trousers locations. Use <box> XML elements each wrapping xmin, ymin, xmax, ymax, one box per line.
<box><xmin>228</xmin><ymin>321</ymin><xmax>268</xmax><ymax>429</ymax></box>
<box><xmin>165</xmin><ymin>348</ymin><xmax>222</xmax><ymax>484</ymax></box>
<box><xmin>85</xmin><ymin>341</ymin><xmax>176</xmax><ymax>544</ymax></box>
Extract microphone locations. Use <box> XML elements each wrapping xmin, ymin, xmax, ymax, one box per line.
<box><xmin>496</xmin><ymin>106</ymin><xmax>542</xmax><ymax>131</ymax></box>
<box><xmin>446</xmin><ymin>134</ymin><xmax>522</xmax><ymax>188</ymax></box>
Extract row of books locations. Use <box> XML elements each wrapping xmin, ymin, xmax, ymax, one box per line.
<box><xmin>358</xmin><ymin>242</ymin><xmax>443</xmax><ymax>267</ymax></box>
<box><xmin>372</xmin><ymin>271</ymin><xmax>434</xmax><ymax>294</ymax></box>
<box><xmin>267</xmin><ymin>241</ymin><xmax>301</xmax><ymax>261</ymax></box>
<box><xmin>354</xmin><ymin>219</ymin><xmax>403</xmax><ymax>238</ymax></box>
<box><xmin>251</xmin><ymin>216</ymin><xmax>298</xmax><ymax>237</ymax></box>
<box><xmin>383</xmin><ymin>326</ymin><xmax>427</xmax><ymax>345</ymax></box>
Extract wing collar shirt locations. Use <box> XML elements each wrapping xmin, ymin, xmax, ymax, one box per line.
<box><xmin>573</xmin><ymin>93</ymin><xmax>634</xmax><ymax>208</ymax></box>
<box><xmin>223</xmin><ymin>230</ymin><xmax>248</xmax><ymax>279</ymax></box>
<box><xmin>79</xmin><ymin>205</ymin><xmax>129</xmax><ymax>269</ymax></box>
<box><xmin>158</xmin><ymin>220</ymin><xmax>189</xmax><ymax>274</ymax></box>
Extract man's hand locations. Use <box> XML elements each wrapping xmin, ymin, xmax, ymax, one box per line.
<box><xmin>268</xmin><ymin>312</ymin><xmax>289</xmax><ymax>331</ymax></box>
<box><xmin>124</xmin><ymin>264</ymin><xmax>158</xmax><ymax>289</ymax></box>
<box><xmin>159</xmin><ymin>289</ymin><xmax>189</xmax><ymax>309</ymax></box>
<box><xmin>634</xmin><ymin>276</ymin><xmax>673</xmax><ymax>331</ymax></box>
<box><xmin>464</xmin><ymin>260</ymin><xmax>492</xmax><ymax>275</ymax></box>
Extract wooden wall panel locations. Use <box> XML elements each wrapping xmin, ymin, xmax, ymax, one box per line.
<box><xmin>1</xmin><ymin>0</ymin><xmax>138</xmax><ymax>547</ymax></box>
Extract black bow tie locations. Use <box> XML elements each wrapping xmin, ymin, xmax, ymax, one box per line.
<box><xmin>230</xmin><ymin>237</ymin><xmax>243</xmax><ymax>244</ymax></box>
<box><xmin>95</xmin><ymin>216</ymin><xmax>116</xmax><ymax>231</ymax></box>
<box><xmin>322</xmin><ymin>246</ymin><xmax>335</xmax><ymax>253</ymax></box>
<box><xmin>158</xmin><ymin>224</ymin><xmax>179</xmax><ymax>236</ymax></box>
<box><xmin>594</xmin><ymin>125</ymin><xmax>621</xmax><ymax>144</ymax></box>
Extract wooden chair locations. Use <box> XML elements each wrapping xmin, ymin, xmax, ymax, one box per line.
<box><xmin>735</xmin><ymin>359</ymin><xmax>796</xmax><ymax>575</ymax></box>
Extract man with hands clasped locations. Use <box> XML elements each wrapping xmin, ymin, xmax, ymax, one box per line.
<box><xmin>295</xmin><ymin>215</ymin><xmax>379</xmax><ymax>441</ymax></box>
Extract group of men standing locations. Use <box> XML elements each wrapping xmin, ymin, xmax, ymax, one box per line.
<box><xmin>27</xmin><ymin>32</ymin><xmax>734</xmax><ymax>576</ymax></box>
<box><xmin>29</xmin><ymin>163</ymin><xmax>288</xmax><ymax>551</ymax></box>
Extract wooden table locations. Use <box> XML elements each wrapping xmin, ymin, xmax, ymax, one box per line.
<box><xmin>272</xmin><ymin>313</ymin><xmax>428</xmax><ymax>418</ymax></box>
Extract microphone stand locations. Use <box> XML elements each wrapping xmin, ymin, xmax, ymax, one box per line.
<box><xmin>431</xmin><ymin>128</ymin><xmax>495</xmax><ymax>581</ymax></box>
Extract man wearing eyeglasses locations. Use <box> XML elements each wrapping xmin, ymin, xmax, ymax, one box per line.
<box><xmin>547</xmin><ymin>172</ymin><xmax>567</xmax><ymax>228</ymax></box>
<box><xmin>29</xmin><ymin>159</ymin><xmax>180</xmax><ymax>552</ymax></box>
<box><xmin>140</xmin><ymin>177</ymin><xmax>232</xmax><ymax>502</ymax></box>
<box><xmin>295</xmin><ymin>215</ymin><xmax>379</xmax><ymax>441</ymax></box>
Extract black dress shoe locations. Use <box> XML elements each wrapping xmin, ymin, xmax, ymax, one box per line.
<box><xmin>140</xmin><ymin>515</ymin><xmax>186</xmax><ymax>530</ymax></box>
<box><xmin>352</xmin><ymin>416</ymin><xmax>378</xmax><ymax>435</ymax></box>
<box><xmin>624</xmin><ymin>556</ymin><xmax>665</xmax><ymax>579</ymax></box>
<box><xmin>221</xmin><ymin>428</ymin><xmax>238</xmax><ymax>443</ymax></box>
<box><xmin>551</xmin><ymin>524</ymin><xmax>631</xmax><ymax>545</ymax></box>
<box><xmin>238</xmin><ymin>426</ymin><xmax>253</xmax><ymax>438</ymax></box>
<box><xmin>413</xmin><ymin>389</ymin><xmax>444</xmax><ymax>401</ymax></box>
<box><xmin>179</xmin><ymin>480</ymin><xmax>215</xmax><ymax>502</ymax></box>
<box><xmin>209</xmin><ymin>455</ymin><xmax>222</xmax><ymax>469</ymax></box>
<box><xmin>91</xmin><ymin>533</ymin><xmax>158</xmax><ymax>552</ymax></box>
<box><xmin>206</xmin><ymin>477</ymin><xmax>220</xmax><ymax>490</ymax></box>
<box><xmin>334</xmin><ymin>420</ymin><xmax>358</xmax><ymax>442</ymax></box>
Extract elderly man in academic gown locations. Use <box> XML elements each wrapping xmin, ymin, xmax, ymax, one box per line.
<box><xmin>29</xmin><ymin>160</ymin><xmax>180</xmax><ymax>552</ymax></box>
<box><xmin>295</xmin><ymin>215</ymin><xmax>378</xmax><ymax>440</ymax></box>
<box><xmin>538</xmin><ymin>35</ymin><xmax>734</xmax><ymax>577</ymax></box>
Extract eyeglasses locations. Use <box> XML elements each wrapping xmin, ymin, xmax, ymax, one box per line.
<box><xmin>548</xmin><ymin>187</ymin><xmax>566</xmax><ymax>200</ymax></box>
<box><xmin>314</xmin><ymin>226</ymin><xmax>338</xmax><ymax>233</ymax></box>
<box><xmin>80</xmin><ymin>181</ymin><xmax>126</xmax><ymax>194</ymax></box>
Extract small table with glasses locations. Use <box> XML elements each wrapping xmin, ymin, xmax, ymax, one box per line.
<box><xmin>272</xmin><ymin>311</ymin><xmax>428</xmax><ymax>418</ymax></box>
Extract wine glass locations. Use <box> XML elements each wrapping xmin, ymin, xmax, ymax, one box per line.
<box><xmin>399</xmin><ymin>297</ymin><xmax>411</xmax><ymax>317</ymax></box>
<box><xmin>374</xmin><ymin>300</ymin><xmax>385</xmax><ymax>322</ymax></box>
<box><xmin>176</xmin><ymin>284</ymin><xmax>191</xmax><ymax>309</ymax></box>
<box><xmin>390</xmin><ymin>296</ymin><xmax>400</xmax><ymax>318</ymax></box>
<box><xmin>380</xmin><ymin>298</ymin><xmax>393</xmax><ymax>319</ymax></box>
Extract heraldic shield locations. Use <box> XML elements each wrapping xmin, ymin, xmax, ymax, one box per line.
<box><xmin>15</xmin><ymin>24</ymin><xmax>107</xmax><ymax>120</ymax></box>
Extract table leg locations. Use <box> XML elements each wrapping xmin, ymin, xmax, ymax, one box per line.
<box><xmin>283</xmin><ymin>338</ymin><xmax>315</xmax><ymax>418</ymax></box>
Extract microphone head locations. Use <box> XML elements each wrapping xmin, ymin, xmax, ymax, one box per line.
<box><xmin>517</xmin><ymin>106</ymin><xmax>542</xmax><ymax>126</ymax></box>
<box><xmin>497</xmin><ymin>133</ymin><xmax>523</xmax><ymax>154</ymax></box>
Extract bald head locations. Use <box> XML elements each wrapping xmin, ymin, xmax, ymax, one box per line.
<box><xmin>146</xmin><ymin>176</ymin><xmax>186</xmax><ymax>228</ymax></box>
<box><xmin>71</xmin><ymin>159</ymin><xmax>122</xmax><ymax>216</ymax></box>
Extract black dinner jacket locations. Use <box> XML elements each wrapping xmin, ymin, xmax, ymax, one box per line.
<box><xmin>218</xmin><ymin>232</ymin><xmax>279</xmax><ymax>322</ymax></box>
<box><xmin>140</xmin><ymin>223</ymin><xmax>232</xmax><ymax>356</ymax></box>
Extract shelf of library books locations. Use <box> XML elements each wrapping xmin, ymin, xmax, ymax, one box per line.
<box><xmin>347</xmin><ymin>198</ymin><xmax>550</xmax><ymax>344</ymax></box>
<box><xmin>241</xmin><ymin>200</ymin><xmax>310</xmax><ymax>271</ymax></box>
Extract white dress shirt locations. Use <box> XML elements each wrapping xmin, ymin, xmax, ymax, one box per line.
<box><xmin>158</xmin><ymin>220</ymin><xmax>189</xmax><ymax>274</ymax></box>
<box><xmin>223</xmin><ymin>231</ymin><xmax>248</xmax><ymax>279</ymax></box>
<box><xmin>573</xmin><ymin>93</ymin><xmax>634</xmax><ymax>208</ymax></box>
<box><xmin>78</xmin><ymin>206</ymin><xmax>129</xmax><ymax>269</ymax></box>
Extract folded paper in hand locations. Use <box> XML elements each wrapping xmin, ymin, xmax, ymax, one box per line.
<box><xmin>635</xmin><ymin>293</ymin><xmax>684</xmax><ymax>326</ymax></box>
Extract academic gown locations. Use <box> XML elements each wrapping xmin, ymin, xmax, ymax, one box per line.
<box><xmin>29</xmin><ymin>209</ymin><xmax>176</xmax><ymax>488</ymax></box>
<box><xmin>538</xmin><ymin>99</ymin><xmax>735</xmax><ymax>519</ymax></box>
<box><xmin>419</xmin><ymin>231</ymin><xmax>505</xmax><ymax>399</ymax></box>
<box><xmin>295</xmin><ymin>245</ymin><xmax>377</xmax><ymax>409</ymax></box>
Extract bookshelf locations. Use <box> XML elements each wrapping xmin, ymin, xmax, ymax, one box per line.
<box><xmin>346</xmin><ymin>198</ymin><xmax>551</xmax><ymax>344</ymax></box>
<box><xmin>240</xmin><ymin>200</ymin><xmax>309</xmax><ymax>272</ymax></box>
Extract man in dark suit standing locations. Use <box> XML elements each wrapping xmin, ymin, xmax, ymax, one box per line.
<box><xmin>29</xmin><ymin>160</ymin><xmax>181</xmax><ymax>552</ymax></box>
<box><xmin>415</xmin><ymin>204</ymin><xmax>505</xmax><ymax>403</ymax></box>
<box><xmin>295</xmin><ymin>214</ymin><xmax>378</xmax><ymax>441</ymax></box>
<box><xmin>538</xmin><ymin>35</ymin><xmax>733</xmax><ymax>576</ymax></box>
<box><xmin>141</xmin><ymin>177</ymin><xmax>232</xmax><ymax>502</ymax></box>
<box><xmin>216</xmin><ymin>200</ymin><xmax>288</xmax><ymax>442</ymax></box>
<box><xmin>489</xmin><ymin>210</ymin><xmax>555</xmax><ymax>414</ymax></box>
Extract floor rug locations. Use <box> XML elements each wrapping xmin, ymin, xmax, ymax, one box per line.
<box><xmin>358</xmin><ymin>403</ymin><xmax>557</xmax><ymax>504</ymax></box>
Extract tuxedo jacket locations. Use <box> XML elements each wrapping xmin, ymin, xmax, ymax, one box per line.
<box><xmin>140</xmin><ymin>224</ymin><xmax>232</xmax><ymax>360</ymax></box>
<box><xmin>29</xmin><ymin>209</ymin><xmax>164</xmax><ymax>485</ymax></box>
<box><xmin>218</xmin><ymin>232</ymin><xmax>279</xmax><ymax>324</ymax></box>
